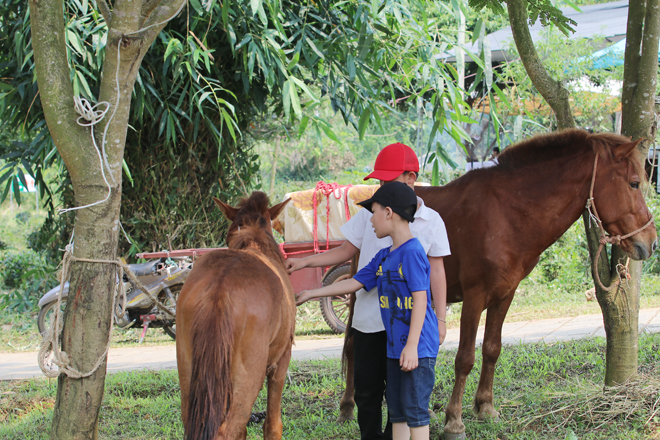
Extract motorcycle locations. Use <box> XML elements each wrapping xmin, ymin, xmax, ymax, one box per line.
<box><xmin>37</xmin><ymin>257</ymin><xmax>192</xmax><ymax>341</ymax></box>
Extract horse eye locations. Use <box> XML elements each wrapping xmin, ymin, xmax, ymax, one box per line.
<box><xmin>630</xmin><ymin>182</ymin><xmax>640</xmax><ymax>189</ymax></box>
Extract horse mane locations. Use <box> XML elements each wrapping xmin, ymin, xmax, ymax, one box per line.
<box><xmin>228</xmin><ymin>192</ymin><xmax>285</xmax><ymax>264</ymax></box>
<box><xmin>496</xmin><ymin>129</ymin><xmax>632</xmax><ymax>171</ymax></box>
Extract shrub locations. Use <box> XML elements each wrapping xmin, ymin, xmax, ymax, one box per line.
<box><xmin>14</xmin><ymin>211</ymin><xmax>30</xmax><ymax>224</ymax></box>
<box><xmin>0</xmin><ymin>251</ymin><xmax>58</xmax><ymax>312</ymax></box>
<box><xmin>0</xmin><ymin>251</ymin><xmax>39</xmax><ymax>289</ymax></box>
<box><xmin>528</xmin><ymin>220</ymin><xmax>592</xmax><ymax>294</ymax></box>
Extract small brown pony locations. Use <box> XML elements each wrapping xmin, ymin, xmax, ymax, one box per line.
<box><xmin>176</xmin><ymin>192</ymin><xmax>294</xmax><ymax>440</ymax></box>
<box><xmin>337</xmin><ymin>129</ymin><xmax>657</xmax><ymax>439</ymax></box>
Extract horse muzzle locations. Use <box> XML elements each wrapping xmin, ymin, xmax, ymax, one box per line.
<box><xmin>625</xmin><ymin>237</ymin><xmax>657</xmax><ymax>261</ymax></box>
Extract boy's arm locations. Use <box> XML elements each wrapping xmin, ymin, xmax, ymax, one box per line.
<box><xmin>429</xmin><ymin>256</ymin><xmax>447</xmax><ymax>344</ymax></box>
<box><xmin>286</xmin><ymin>241</ymin><xmax>359</xmax><ymax>274</ymax></box>
<box><xmin>400</xmin><ymin>290</ymin><xmax>427</xmax><ymax>372</ymax></box>
<box><xmin>296</xmin><ymin>278</ymin><xmax>364</xmax><ymax>306</ymax></box>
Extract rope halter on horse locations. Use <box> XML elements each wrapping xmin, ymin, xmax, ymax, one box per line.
<box><xmin>585</xmin><ymin>153</ymin><xmax>655</xmax><ymax>292</ymax></box>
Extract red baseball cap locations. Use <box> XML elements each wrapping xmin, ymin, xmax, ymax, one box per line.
<box><xmin>363</xmin><ymin>143</ymin><xmax>420</xmax><ymax>181</ymax></box>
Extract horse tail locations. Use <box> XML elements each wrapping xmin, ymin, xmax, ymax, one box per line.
<box><xmin>185</xmin><ymin>293</ymin><xmax>233</xmax><ymax>440</ymax></box>
<box><xmin>341</xmin><ymin>252</ymin><xmax>359</xmax><ymax>377</ymax></box>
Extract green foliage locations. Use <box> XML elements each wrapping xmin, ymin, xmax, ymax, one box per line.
<box><xmin>0</xmin><ymin>0</ymin><xmax>499</xmax><ymax>255</ymax></box>
<box><xmin>0</xmin><ymin>250</ymin><xmax>57</xmax><ymax>313</ymax></box>
<box><xmin>535</xmin><ymin>220</ymin><xmax>591</xmax><ymax>292</ymax></box>
<box><xmin>642</xmin><ymin>189</ymin><xmax>660</xmax><ymax>275</ymax></box>
<box><xmin>436</xmin><ymin>0</ymin><xmax>509</xmax><ymax>35</ymax></box>
<box><xmin>0</xmin><ymin>252</ymin><xmax>38</xmax><ymax>289</ymax></box>
<box><xmin>469</xmin><ymin>0</ymin><xmax>577</xmax><ymax>35</ymax></box>
<box><xmin>497</xmin><ymin>27</ymin><xmax>623</xmax><ymax>134</ymax></box>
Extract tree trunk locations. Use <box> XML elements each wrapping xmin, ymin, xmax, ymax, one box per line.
<box><xmin>507</xmin><ymin>0</ymin><xmax>659</xmax><ymax>386</ymax></box>
<box><xmin>30</xmin><ymin>0</ymin><xmax>185</xmax><ymax>437</ymax></box>
<box><xmin>270</xmin><ymin>136</ymin><xmax>281</xmax><ymax>194</ymax></box>
<box><xmin>506</xmin><ymin>0</ymin><xmax>575</xmax><ymax>130</ymax></box>
<box><xmin>594</xmin><ymin>0</ymin><xmax>659</xmax><ymax>385</ymax></box>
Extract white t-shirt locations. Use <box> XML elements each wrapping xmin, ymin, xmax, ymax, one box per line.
<box><xmin>340</xmin><ymin>196</ymin><xmax>451</xmax><ymax>333</ymax></box>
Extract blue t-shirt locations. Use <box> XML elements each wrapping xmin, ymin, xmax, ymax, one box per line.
<box><xmin>354</xmin><ymin>238</ymin><xmax>440</xmax><ymax>359</ymax></box>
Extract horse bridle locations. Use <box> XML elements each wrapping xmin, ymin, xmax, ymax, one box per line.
<box><xmin>585</xmin><ymin>153</ymin><xmax>655</xmax><ymax>291</ymax></box>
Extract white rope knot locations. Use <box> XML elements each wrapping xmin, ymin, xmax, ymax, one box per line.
<box><xmin>586</xmin><ymin>198</ymin><xmax>600</xmax><ymax>228</ymax></box>
<box><xmin>616</xmin><ymin>261</ymin><xmax>632</xmax><ymax>283</ymax></box>
<box><xmin>73</xmin><ymin>96</ymin><xmax>110</xmax><ymax>127</ymax></box>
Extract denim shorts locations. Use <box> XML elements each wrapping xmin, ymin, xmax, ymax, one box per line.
<box><xmin>386</xmin><ymin>357</ymin><xmax>436</xmax><ymax>427</ymax></box>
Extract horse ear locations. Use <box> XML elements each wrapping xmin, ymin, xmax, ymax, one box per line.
<box><xmin>268</xmin><ymin>198</ymin><xmax>291</xmax><ymax>222</ymax></box>
<box><xmin>613</xmin><ymin>138</ymin><xmax>642</xmax><ymax>161</ymax></box>
<box><xmin>213</xmin><ymin>197</ymin><xmax>239</xmax><ymax>221</ymax></box>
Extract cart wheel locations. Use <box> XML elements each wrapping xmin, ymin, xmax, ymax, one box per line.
<box><xmin>161</xmin><ymin>284</ymin><xmax>182</xmax><ymax>340</ymax></box>
<box><xmin>320</xmin><ymin>263</ymin><xmax>353</xmax><ymax>334</ymax></box>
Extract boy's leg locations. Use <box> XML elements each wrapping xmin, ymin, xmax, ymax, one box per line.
<box><xmin>392</xmin><ymin>422</ymin><xmax>410</xmax><ymax>440</ymax></box>
<box><xmin>401</xmin><ymin>357</ymin><xmax>436</xmax><ymax>438</ymax></box>
<box><xmin>387</xmin><ymin>358</ymin><xmax>407</xmax><ymax>440</ymax></box>
<box><xmin>409</xmin><ymin>425</ymin><xmax>429</xmax><ymax>440</ymax></box>
<box><xmin>353</xmin><ymin>329</ymin><xmax>391</xmax><ymax>440</ymax></box>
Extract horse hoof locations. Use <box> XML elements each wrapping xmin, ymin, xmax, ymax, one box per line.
<box><xmin>444</xmin><ymin>432</ymin><xmax>467</xmax><ymax>440</ymax></box>
<box><xmin>475</xmin><ymin>406</ymin><xmax>499</xmax><ymax>422</ymax></box>
<box><xmin>478</xmin><ymin>413</ymin><xmax>500</xmax><ymax>423</ymax></box>
<box><xmin>336</xmin><ymin>412</ymin><xmax>354</xmax><ymax>423</ymax></box>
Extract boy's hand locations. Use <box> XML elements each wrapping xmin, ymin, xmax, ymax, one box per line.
<box><xmin>286</xmin><ymin>258</ymin><xmax>307</xmax><ymax>274</ymax></box>
<box><xmin>295</xmin><ymin>290</ymin><xmax>313</xmax><ymax>306</ymax></box>
<box><xmin>399</xmin><ymin>344</ymin><xmax>418</xmax><ymax>372</ymax></box>
<box><xmin>438</xmin><ymin>320</ymin><xmax>447</xmax><ymax>345</ymax></box>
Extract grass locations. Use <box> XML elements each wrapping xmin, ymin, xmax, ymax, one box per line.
<box><xmin>2</xmin><ymin>333</ymin><xmax>660</xmax><ymax>439</ymax></box>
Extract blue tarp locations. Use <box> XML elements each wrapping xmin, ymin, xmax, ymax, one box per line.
<box><xmin>584</xmin><ymin>38</ymin><xmax>660</xmax><ymax>70</ymax></box>
<box><xmin>588</xmin><ymin>38</ymin><xmax>626</xmax><ymax>69</ymax></box>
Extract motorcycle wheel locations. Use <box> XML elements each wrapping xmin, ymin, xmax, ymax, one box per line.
<box><xmin>319</xmin><ymin>264</ymin><xmax>353</xmax><ymax>334</ymax></box>
<box><xmin>161</xmin><ymin>284</ymin><xmax>183</xmax><ymax>340</ymax></box>
<box><xmin>37</xmin><ymin>299</ymin><xmax>67</xmax><ymax>336</ymax></box>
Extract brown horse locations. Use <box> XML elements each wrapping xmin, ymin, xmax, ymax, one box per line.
<box><xmin>336</xmin><ymin>129</ymin><xmax>657</xmax><ymax>438</ymax></box>
<box><xmin>176</xmin><ymin>192</ymin><xmax>294</xmax><ymax>440</ymax></box>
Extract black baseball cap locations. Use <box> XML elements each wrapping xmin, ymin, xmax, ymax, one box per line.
<box><xmin>358</xmin><ymin>181</ymin><xmax>417</xmax><ymax>222</ymax></box>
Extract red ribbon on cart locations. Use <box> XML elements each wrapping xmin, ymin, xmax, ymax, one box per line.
<box><xmin>279</xmin><ymin>181</ymin><xmax>353</xmax><ymax>258</ymax></box>
<box><xmin>311</xmin><ymin>181</ymin><xmax>353</xmax><ymax>253</ymax></box>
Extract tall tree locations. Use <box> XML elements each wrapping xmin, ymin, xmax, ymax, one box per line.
<box><xmin>482</xmin><ymin>0</ymin><xmax>658</xmax><ymax>384</ymax></box>
<box><xmin>29</xmin><ymin>0</ymin><xmax>188</xmax><ymax>437</ymax></box>
<box><xmin>600</xmin><ymin>0</ymin><xmax>659</xmax><ymax>384</ymax></box>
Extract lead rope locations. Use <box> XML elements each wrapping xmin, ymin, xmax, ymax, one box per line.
<box><xmin>586</xmin><ymin>154</ymin><xmax>655</xmax><ymax>292</ymax></box>
<box><xmin>38</xmin><ymin>245</ymin><xmax>126</xmax><ymax>379</ymax></box>
<box><xmin>38</xmin><ymin>246</ymin><xmax>178</xmax><ymax>378</ymax></box>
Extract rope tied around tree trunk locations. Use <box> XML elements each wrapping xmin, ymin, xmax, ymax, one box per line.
<box><xmin>586</xmin><ymin>154</ymin><xmax>655</xmax><ymax>292</ymax></box>
<box><xmin>38</xmin><ymin>245</ymin><xmax>176</xmax><ymax>379</ymax></box>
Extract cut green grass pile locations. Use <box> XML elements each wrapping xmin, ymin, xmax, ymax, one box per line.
<box><xmin>2</xmin><ymin>333</ymin><xmax>660</xmax><ymax>439</ymax></box>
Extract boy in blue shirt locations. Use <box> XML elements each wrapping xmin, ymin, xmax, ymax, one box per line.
<box><xmin>297</xmin><ymin>181</ymin><xmax>439</xmax><ymax>440</ymax></box>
